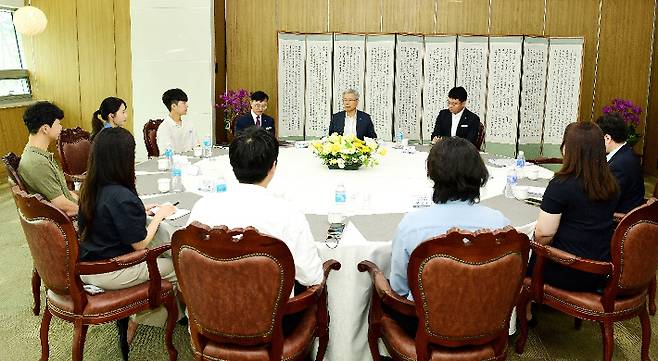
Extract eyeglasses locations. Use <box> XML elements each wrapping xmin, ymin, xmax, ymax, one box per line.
<box><xmin>447</xmin><ymin>100</ymin><xmax>462</xmax><ymax>106</ymax></box>
<box><xmin>252</xmin><ymin>103</ymin><xmax>268</xmax><ymax>109</ymax></box>
<box><xmin>342</xmin><ymin>98</ymin><xmax>358</xmax><ymax>102</ymax></box>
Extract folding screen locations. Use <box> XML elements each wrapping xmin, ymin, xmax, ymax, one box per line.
<box><xmin>456</xmin><ymin>36</ymin><xmax>489</xmax><ymax>125</ymax></box>
<box><xmin>518</xmin><ymin>37</ymin><xmax>549</xmax><ymax>158</ymax></box>
<box><xmin>422</xmin><ymin>35</ymin><xmax>457</xmax><ymax>143</ymax></box>
<box><xmin>394</xmin><ymin>35</ymin><xmax>424</xmax><ymax>141</ymax></box>
<box><xmin>277</xmin><ymin>33</ymin><xmax>306</xmax><ymax>138</ymax></box>
<box><xmin>333</xmin><ymin>34</ymin><xmax>366</xmax><ymax>113</ymax></box>
<box><xmin>305</xmin><ymin>34</ymin><xmax>333</xmax><ymax>138</ymax></box>
<box><xmin>364</xmin><ymin>34</ymin><xmax>395</xmax><ymax>141</ymax></box>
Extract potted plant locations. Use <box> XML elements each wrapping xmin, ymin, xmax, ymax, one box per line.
<box><xmin>215</xmin><ymin>89</ymin><xmax>251</xmax><ymax>138</ymax></box>
<box><xmin>602</xmin><ymin>98</ymin><xmax>642</xmax><ymax>146</ymax></box>
<box><xmin>311</xmin><ymin>133</ymin><xmax>386</xmax><ymax>170</ymax></box>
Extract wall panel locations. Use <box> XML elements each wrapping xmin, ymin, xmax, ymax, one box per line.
<box><xmin>215</xmin><ymin>0</ymin><xmax>227</xmax><ymax>141</ymax></box>
<box><xmin>115</xmin><ymin>0</ymin><xmax>134</xmax><ymax>133</ymax></box>
<box><xmin>545</xmin><ymin>0</ymin><xmax>600</xmax><ymax>123</ymax></box>
<box><xmin>382</xmin><ymin>0</ymin><xmax>435</xmax><ymax>34</ymax></box>
<box><xmin>437</xmin><ymin>0</ymin><xmax>489</xmax><ymax>34</ymax></box>
<box><xmin>279</xmin><ymin>0</ymin><xmax>327</xmax><ymax>33</ymax></box>
<box><xmin>329</xmin><ymin>0</ymin><xmax>380</xmax><ymax>33</ymax></box>
<box><xmin>490</xmin><ymin>0</ymin><xmax>544</xmax><ymax>35</ymax></box>
<box><xmin>646</xmin><ymin>13</ymin><xmax>658</xmax><ymax>176</ymax></box>
<box><xmin>594</xmin><ymin>0</ymin><xmax>655</xmax><ymax>154</ymax></box>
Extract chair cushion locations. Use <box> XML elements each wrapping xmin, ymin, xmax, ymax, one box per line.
<box><xmin>523</xmin><ymin>277</ymin><xmax>647</xmax><ymax>318</ymax></box>
<box><xmin>200</xmin><ymin>305</ymin><xmax>317</xmax><ymax>361</ymax></box>
<box><xmin>380</xmin><ymin>314</ymin><xmax>501</xmax><ymax>361</ymax></box>
<box><xmin>47</xmin><ymin>280</ymin><xmax>174</xmax><ymax>323</ymax></box>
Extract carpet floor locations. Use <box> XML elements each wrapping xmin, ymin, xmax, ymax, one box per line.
<box><xmin>1</xmin><ymin>182</ymin><xmax>656</xmax><ymax>360</ymax></box>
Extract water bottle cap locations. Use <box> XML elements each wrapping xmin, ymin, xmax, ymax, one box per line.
<box><xmin>172</xmin><ymin>168</ymin><xmax>182</xmax><ymax>176</ymax></box>
<box><xmin>518</xmin><ymin>151</ymin><xmax>525</xmax><ymax>156</ymax></box>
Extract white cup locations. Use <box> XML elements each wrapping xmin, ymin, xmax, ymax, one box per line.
<box><xmin>401</xmin><ymin>138</ymin><xmax>409</xmax><ymax>147</ymax></box>
<box><xmin>193</xmin><ymin>146</ymin><xmax>203</xmax><ymax>157</ymax></box>
<box><xmin>513</xmin><ymin>186</ymin><xmax>529</xmax><ymax>200</ymax></box>
<box><xmin>157</xmin><ymin>158</ymin><xmax>169</xmax><ymax>171</ymax></box>
<box><xmin>157</xmin><ymin>178</ymin><xmax>171</xmax><ymax>193</ymax></box>
<box><xmin>526</xmin><ymin>168</ymin><xmax>539</xmax><ymax>180</ymax></box>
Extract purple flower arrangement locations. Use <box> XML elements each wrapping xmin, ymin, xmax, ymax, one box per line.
<box><xmin>215</xmin><ymin>89</ymin><xmax>251</xmax><ymax>131</ymax></box>
<box><xmin>602</xmin><ymin>98</ymin><xmax>642</xmax><ymax>146</ymax></box>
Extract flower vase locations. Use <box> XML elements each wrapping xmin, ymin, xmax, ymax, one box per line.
<box><xmin>328</xmin><ymin>162</ymin><xmax>362</xmax><ymax>170</ymax></box>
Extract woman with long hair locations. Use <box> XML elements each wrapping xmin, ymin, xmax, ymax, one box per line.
<box><xmin>78</xmin><ymin>127</ymin><xmax>178</xmax><ymax>329</ymax></box>
<box><xmin>531</xmin><ymin>121</ymin><xmax>619</xmax><ymax>292</ymax></box>
<box><xmin>90</xmin><ymin>97</ymin><xmax>127</xmax><ymax>141</ymax></box>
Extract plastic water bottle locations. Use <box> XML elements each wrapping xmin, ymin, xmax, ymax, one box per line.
<box><xmin>215</xmin><ymin>175</ymin><xmax>227</xmax><ymax>193</ymax></box>
<box><xmin>164</xmin><ymin>145</ymin><xmax>173</xmax><ymax>168</ymax></box>
<box><xmin>202</xmin><ymin>135</ymin><xmax>212</xmax><ymax>158</ymax></box>
<box><xmin>515</xmin><ymin>150</ymin><xmax>526</xmax><ymax>178</ymax></box>
<box><xmin>397</xmin><ymin>131</ymin><xmax>404</xmax><ymax>144</ymax></box>
<box><xmin>504</xmin><ymin>167</ymin><xmax>518</xmax><ymax>198</ymax></box>
<box><xmin>171</xmin><ymin>166</ymin><xmax>183</xmax><ymax>193</ymax></box>
<box><xmin>332</xmin><ymin>183</ymin><xmax>347</xmax><ymax>223</ymax></box>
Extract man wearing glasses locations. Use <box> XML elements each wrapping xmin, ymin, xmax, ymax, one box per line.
<box><xmin>328</xmin><ymin>88</ymin><xmax>377</xmax><ymax>140</ymax></box>
<box><xmin>235</xmin><ymin>90</ymin><xmax>276</xmax><ymax>136</ymax></box>
<box><xmin>430</xmin><ymin>86</ymin><xmax>480</xmax><ymax>146</ymax></box>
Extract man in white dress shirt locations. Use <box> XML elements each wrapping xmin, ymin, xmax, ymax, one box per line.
<box><xmin>187</xmin><ymin>126</ymin><xmax>324</xmax><ymax>287</ymax></box>
<box><xmin>157</xmin><ymin>88</ymin><xmax>197</xmax><ymax>154</ymax></box>
<box><xmin>328</xmin><ymin>89</ymin><xmax>377</xmax><ymax>140</ymax></box>
<box><xmin>430</xmin><ymin>86</ymin><xmax>481</xmax><ymax>147</ymax></box>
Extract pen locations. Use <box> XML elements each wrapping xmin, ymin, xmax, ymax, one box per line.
<box><xmin>172</xmin><ymin>202</ymin><xmax>180</xmax><ymax>206</ymax></box>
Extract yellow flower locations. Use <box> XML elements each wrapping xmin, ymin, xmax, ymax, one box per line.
<box><xmin>378</xmin><ymin>147</ymin><xmax>387</xmax><ymax>156</ymax></box>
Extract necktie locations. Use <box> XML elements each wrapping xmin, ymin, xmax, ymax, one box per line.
<box><xmin>256</xmin><ymin>115</ymin><xmax>261</xmax><ymax>128</ymax></box>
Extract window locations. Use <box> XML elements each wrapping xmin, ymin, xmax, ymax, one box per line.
<box><xmin>0</xmin><ymin>7</ymin><xmax>31</xmax><ymax>104</ymax></box>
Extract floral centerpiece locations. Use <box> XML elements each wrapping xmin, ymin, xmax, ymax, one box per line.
<box><xmin>215</xmin><ymin>89</ymin><xmax>251</xmax><ymax>133</ymax></box>
<box><xmin>311</xmin><ymin>133</ymin><xmax>386</xmax><ymax>170</ymax></box>
<box><xmin>602</xmin><ymin>98</ymin><xmax>642</xmax><ymax>146</ymax></box>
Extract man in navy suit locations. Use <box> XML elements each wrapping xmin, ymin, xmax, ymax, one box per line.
<box><xmin>596</xmin><ymin>113</ymin><xmax>645</xmax><ymax>213</ymax></box>
<box><xmin>430</xmin><ymin>86</ymin><xmax>480</xmax><ymax>146</ymax></box>
<box><xmin>328</xmin><ymin>89</ymin><xmax>377</xmax><ymax>140</ymax></box>
<box><xmin>234</xmin><ymin>91</ymin><xmax>275</xmax><ymax>136</ymax></box>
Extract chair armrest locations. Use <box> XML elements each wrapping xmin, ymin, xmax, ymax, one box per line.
<box><xmin>285</xmin><ymin>259</ymin><xmax>341</xmax><ymax>315</ymax></box>
<box><xmin>531</xmin><ymin>242</ymin><xmax>612</xmax><ymax>275</ymax></box>
<box><xmin>358</xmin><ymin>260</ymin><xmax>416</xmax><ymax>317</ymax></box>
<box><xmin>613</xmin><ymin>212</ymin><xmax>625</xmax><ymax>224</ymax></box>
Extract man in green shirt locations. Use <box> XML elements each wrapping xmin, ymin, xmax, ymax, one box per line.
<box><xmin>18</xmin><ymin>102</ymin><xmax>78</xmax><ymax>216</ymax></box>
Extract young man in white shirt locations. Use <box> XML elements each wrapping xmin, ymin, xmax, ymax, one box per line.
<box><xmin>157</xmin><ymin>88</ymin><xmax>197</xmax><ymax>154</ymax></box>
<box><xmin>430</xmin><ymin>86</ymin><xmax>481</xmax><ymax>146</ymax></box>
<box><xmin>187</xmin><ymin>127</ymin><xmax>324</xmax><ymax>287</ymax></box>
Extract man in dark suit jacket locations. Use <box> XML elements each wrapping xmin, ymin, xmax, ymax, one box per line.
<box><xmin>596</xmin><ymin>114</ymin><xmax>645</xmax><ymax>213</ymax></box>
<box><xmin>430</xmin><ymin>86</ymin><xmax>480</xmax><ymax>146</ymax></box>
<box><xmin>234</xmin><ymin>91</ymin><xmax>275</xmax><ymax>136</ymax></box>
<box><xmin>328</xmin><ymin>89</ymin><xmax>377</xmax><ymax>140</ymax></box>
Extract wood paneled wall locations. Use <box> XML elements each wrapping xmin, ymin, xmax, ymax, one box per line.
<box><xmin>20</xmin><ymin>0</ymin><xmax>133</xmax><ymax>132</ymax></box>
<box><xmin>226</xmin><ymin>0</ymin><xmax>658</xmax><ymax>174</ymax></box>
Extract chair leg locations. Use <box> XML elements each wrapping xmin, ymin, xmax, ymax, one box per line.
<box><xmin>574</xmin><ymin>318</ymin><xmax>582</xmax><ymax>330</ymax></box>
<box><xmin>515</xmin><ymin>291</ymin><xmax>531</xmax><ymax>354</ymax></box>
<box><xmin>164</xmin><ymin>297</ymin><xmax>179</xmax><ymax>361</ymax></box>
<box><xmin>368</xmin><ymin>327</ymin><xmax>382</xmax><ymax>361</ymax></box>
<box><xmin>315</xmin><ymin>331</ymin><xmax>329</xmax><ymax>361</ymax></box>
<box><xmin>649</xmin><ymin>277</ymin><xmax>656</xmax><ymax>316</ymax></box>
<box><xmin>117</xmin><ymin>318</ymin><xmax>130</xmax><ymax>361</ymax></box>
<box><xmin>599</xmin><ymin>320</ymin><xmax>614</xmax><ymax>361</ymax></box>
<box><xmin>39</xmin><ymin>308</ymin><xmax>52</xmax><ymax>361</ymax></box>
<box><xmin>640</xmin><ymin>305</ymin><xmax>651</xmax><ymax>361</ymax></box>
<box><xmin>32</xmin><ymin>269</ymin><xmax>41</xmax><ymax>316</ymax></box>
<box><xmin>72</xmin><ymin>320</ymin><xmax>88</xmax><ymax>361</ymax></box>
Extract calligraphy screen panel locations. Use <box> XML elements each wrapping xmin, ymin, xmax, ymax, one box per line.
<box><xmin>305</xmin><ymin>34</ymin><xmax>333</xmax><ymax>138</ymax></box>
<box><xmin>423</xmin><ymin>35</ymin><xmax>456</xmax><ymax>143</ymax></box>
<box><xmin>365</xmin><ymin>34</ymin><xmax>395</xmax><ymax>141</ymax></box>
<box><xmin>457</xmin><ymin>36</ymin><xmax>489</xmax><ymax>122</ymax></box>
<box><xmin>519</xmin><ymin>37</ymin><xmax>549</xmax><ymax>148</ymax></box>
<box><xmin>333</xmin><ymin>34</ymin><xmax>366</xmax><ymax>113</ymax></box>
<box><xmin>484</xmin><ymin>36</ymin><xmax>523</xmax><ymax>156</ymax></box>
<box><xmin>543</xmin><ymin>37</ymin><xmax>584</xmax><ymax>145</ymax></box>
<box><xmin>277</xmin><ymin>33</ymin><xmax>306</xmax><ymax>138</ymax></box>
<box><xmin>394</xmin><ymin>35</ymin><xmax>424</xmax><ymax>140</ymax></box>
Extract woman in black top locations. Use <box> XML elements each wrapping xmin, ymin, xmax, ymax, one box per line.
<box><xmin>532</xmin><ymin>122</ymin><xmax>619</xmax><ymax>292</ymax></box>
<box><xmin>78</xmin><ymin>127</ymin><xmax>178</xmax><ymax>327</ymax></box>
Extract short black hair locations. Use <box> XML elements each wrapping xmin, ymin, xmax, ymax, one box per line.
<box><xmin>427</xmin><ymin>137</ymin><xmax>488</xmax><ymax>204</ymax></box>
<box><xmin>448</xmin><ymin>86</ymin><xmax>468</xmax><ymax>102</ymax></box>
<box><xmin>250</xmin><ymin>91</ymin><xmax>269</xmax><ymax>102</ymax></box>
<box><xmin>23</xmin><ymin>101</ymin><xmax>64</xmax><ymax>134</ymax></box>
<box><xmin>595</xmin><ymin>113</ymin><xmax>627</xmax><ymax>143</ymax></box>
<box><xmin>229</xmin><ymin>126</ymin><xmax>279</xmax><ymax>184</ymax></box>
<box><xmin>162</xmin><ymin>88</ymin><xmax>188</xmax><ymax>111</ymax></box>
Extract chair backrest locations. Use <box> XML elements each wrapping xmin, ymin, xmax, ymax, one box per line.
<box><xmin>608</xmin><ymin>201</ymin><xmax>658</xmax><ymax>298</ymax></box>
<box><xmin>475</xmin><ymin>122</ymin><xmax>485</xmax><ymax>151</ymax></box>
<box><xmin>172</xmin><ymin>222</ymin><xmax>295</xmax><ymax>349</ymax></box>
<box><xmin>143</xmin><ymin>119</ymin><xmax>164</xmax><ymax>157</ymax></box>
<box><xmin>526</xmin><ymin>157</ymin><xmax>563</xmax><ymax>165</ymax></box>
<box><xmin>11</xmin><ymin>187</ymin><xmax>85</xmax><ymax>305</ymax></box>
<box><xmin>408</xmin><ymin>228</ymin><xmax>530</xmax><ymax>352</ymax></box>
<box><xmin>653</xmin><ymin>178</ymin><xmax>657</xmax><ymax>198</ymax></box>
<box><xmin>57</xmin><ymin>127</ymin><xmax>91</xmax><ymax>176</ymax></box>
<box><xmin>2</xmin><ymin>152</ymin><xmax>26</xmax><ymax>190</ymax></box>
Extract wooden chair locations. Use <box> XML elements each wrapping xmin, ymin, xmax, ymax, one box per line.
<box><xmin>11</xmin><ymin>187</ymin><xmax>178</xmax><ymax>361</ymax></box>
<box><xmin>57</xmin><ymin>127</ymin><xmax>91</xmax><ymax>188</ymax></box>
<box><xmin>359</xmin><ymin>227</ymin><xmax>530</xmax><ymax>361</ymax></box>
<box><xmin>475</xmin><ymin>122</ymin><xmax>485</xmax><ymax>151</ymax></box>
<box><xmin>171</xmin><ymin>222</ymin><xmax>340</xmax><ymax>361</ymax></box>
<box><xmin>143</xmin><ymin>119</ymin><xmax>164</xmax><ymax>158</ymax></box>
<box><xmin>516</xmin><ymin>201</ymin><xmax>658</xmax><ymax>361</ymax></box>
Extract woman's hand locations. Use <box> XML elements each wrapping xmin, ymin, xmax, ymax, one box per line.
<box><xmin>155</xmin><ymin>204</ymin><xmax>177</xmax><ymax>219</ymax></box>
<box><xmin>144</xmin><ymin>203</ymin><xmax>158</xmax><ymax>216</ymax></box>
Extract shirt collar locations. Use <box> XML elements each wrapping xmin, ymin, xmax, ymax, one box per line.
<box><xmin>606</xmin><ymin>142</ymin><xmax>626</xmax><ymax>162</ymax></box>
<box><xmin>251</xmin><ymin>110</ymin><xmax>261</xmax><ymax>119</ymax></box>
<box><xmin>452</xmin><ymin>108</ymin><xmax>465</xmax><ymax>119</ymax></box>
<box><xmin>166</xmin><ymin>115</ymin><xmax>183</xmax><ymax>127</ymax></box>
<box><xmin>25</xmin><ymin>144</ymin><xmax>53</xmax><ymax>160</ymax></box>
